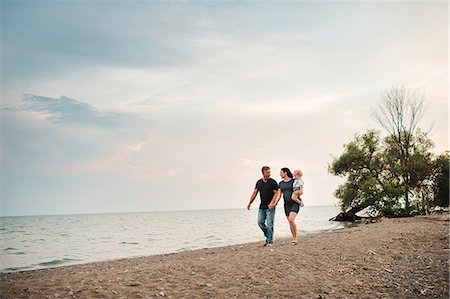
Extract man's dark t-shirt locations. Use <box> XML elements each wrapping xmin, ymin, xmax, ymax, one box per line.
<box><xmin>255</xmin><ymin>178</ymin><xmax>279</xmax><ymax>209</ymax></box>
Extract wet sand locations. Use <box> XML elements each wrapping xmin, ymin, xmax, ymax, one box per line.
<box><xmin>1</xmin><ymin>214</ymin><xmax>448</xmax><ymax>298</ymax></box>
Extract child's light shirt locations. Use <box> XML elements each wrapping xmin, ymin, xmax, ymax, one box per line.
<box><xmin>293</xmin><ymin>179</ymin><xmax>305</xmax><ymax>207</ymax></box>
<box><xmin>293</xmin><ymin>179</ymin><xmax>304</xmax><ymax>192</ymax></box>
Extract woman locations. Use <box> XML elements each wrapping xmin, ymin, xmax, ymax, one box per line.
<box><xmin>277</xmin><ymin>167</ymin><xmax>300</xmax><ymax>245</ymax></box>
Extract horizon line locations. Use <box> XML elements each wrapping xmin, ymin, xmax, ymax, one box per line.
<box><xmin>0</xmin><ymin>204</ymin><xmax>339</xmax><ymax>218</ymax></box>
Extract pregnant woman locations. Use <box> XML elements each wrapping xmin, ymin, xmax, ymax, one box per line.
<box><xmin>274</xmin><ymin>167</ymin><xmax>300</xmax><ymax>245</ymax></box>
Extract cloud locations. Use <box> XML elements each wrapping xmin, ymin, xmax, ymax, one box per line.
<box><xmin>0</xmin><ymin>94</ymin><xmax>153</xmax><ymax>181</ymax></box>
<box><xmin>239</xmin><ymin>158</ymin><xmax>264</xmax><ymax>167</ymax></box>
<box><xmin>215</xmin><ymin>93</ymin><xmax>342</xmax><ymax>117</ymax></box>
<box><xmin>1</xmin><ymin>2</ymin><xmax>447</xmax><ymax>216</ymax></box>
<box><xmin>65</xmin><ymin>137</ymin><xmax>179</xmax><ymax>181</ymax></box>
<box><xmin>1</xmin><ymin>1</ymin><xmax>199</xmax><ymax>80</ymax></box>
<box><xmin>4</xmin><ymin>94</ymin><xmax>147</xmax><ymax>128</ymax></box>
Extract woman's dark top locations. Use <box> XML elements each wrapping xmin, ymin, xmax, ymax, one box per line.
<box><xmin>279</xmin><ymin>179</ymin><xmax>300</xmax><ymax>216</ymax></box>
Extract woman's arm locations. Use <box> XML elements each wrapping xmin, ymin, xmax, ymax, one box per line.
<box><xmin>297</xmin><ymin>185</ymin><xmax>304</xmax><ymax>196</ymax></box>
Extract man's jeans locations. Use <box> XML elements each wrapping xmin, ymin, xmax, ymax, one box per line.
<box><xmin>258</xmin><ymin>208</ymin><xmax>275</xmax><ymax>244</ymax></box>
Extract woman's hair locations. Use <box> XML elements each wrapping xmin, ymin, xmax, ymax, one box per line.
<box><xmin>281</xmin><ymin>167</ymin><xmax>293</xmax><ymax>179</ymax></box>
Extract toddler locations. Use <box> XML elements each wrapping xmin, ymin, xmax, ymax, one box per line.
<box><xmin>291</xmin><ymin>169</ymin><xmax>304</xmax><ymax>207</ymax></box>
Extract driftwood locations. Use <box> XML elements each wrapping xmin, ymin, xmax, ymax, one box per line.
<box><xmin>329</xmin><ymin>205</ymin><xmax>365</xmax><ymax>222</ymax></box>
<box><xmin>330</xmin><ymin>205</ymin><xmax>383</xmax><ymax>223</ymax></box>
<box><xmin>356</xmin><ymin>206</ymin><xmax>382</xmax><ymax>223</ymax></box>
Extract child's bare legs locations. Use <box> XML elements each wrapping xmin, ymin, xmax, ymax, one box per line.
<box><xmin>291</xmin><ymin>191</ymin><xmax>301</xmax><ymax>204</ymax></box>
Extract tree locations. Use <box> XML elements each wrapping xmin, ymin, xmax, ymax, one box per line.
<box><xmin>329</xmin><ymin>130</ymin><xmax>386</xmax><ymax>213</ymax></box>
<box><xmin>432</xmin><ymin>152</ymin><xmax>449</xmax><ymax>207</ymax></box>
<box><xmin>330</xmin><ymin>86</ymin><xmax>445</xmax><ymax>219</ymax></box>
<box><xmin>371</xmin><ymin>86</ymin><xmax>429</xmax><ymax>216</ymax></box>
<box><xmin>382</xmin><ymin>130</ymin><xmax>435</xmax><ymax>215</ymax></box>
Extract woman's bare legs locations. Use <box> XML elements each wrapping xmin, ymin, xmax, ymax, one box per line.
<box><xmin>287</xmin><ymin>212</ymin><xmax>298</xmax><ymax>244</ymax></box>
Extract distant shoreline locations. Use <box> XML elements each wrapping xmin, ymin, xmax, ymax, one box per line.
<box><xmin>0</xmin><ymin>205</ymin><xmax>338</xmax><ymax>218</ymax></box>
<box><xmin>2</xmin><ymin>214</ymin><xmax>448</xmax><ymax>298</ymax></box>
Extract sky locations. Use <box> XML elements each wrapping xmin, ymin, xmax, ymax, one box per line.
<box><xmin>0</xmin><ymin>1</ymin><xmax>448</xmax><ymax>216</ymax></box>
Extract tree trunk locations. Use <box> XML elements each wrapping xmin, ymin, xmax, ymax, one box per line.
<box><xmin>404</xmin><ymin>189</ymin><xmax>410</xmax><ymax>216</ymax></box>
<box><xmin>329</xmin><ymin>205</ymin><xmax>365</xmax><ymax>222</ymax></box>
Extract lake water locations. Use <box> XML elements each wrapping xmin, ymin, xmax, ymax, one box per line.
<box><xmin>0</xmin><ymin>206</ymin><xmax>344</xmax><ymax>272</ymax></box>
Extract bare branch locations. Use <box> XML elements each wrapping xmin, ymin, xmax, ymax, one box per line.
<box><xmin>372</xmin><ymin>86</ymin><xmax>426</xmax><ymax>141</ymax></box>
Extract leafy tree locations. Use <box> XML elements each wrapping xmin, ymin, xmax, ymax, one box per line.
<box><xmin>382</xmin><ymin>130</ymin><xmax>435</xmax><ymax>215</ymax></box>
<box><xmin>330</xmin><ymin>86</ymin><xmax>446</xmax><ymax>218</ymax></box>
<box><xmin>432</xmin><ymin>152</ymin><xmax>449</xmax><ymax>207</ymax></box>
<box><xmin>329</xmin><ymin>129</ymin><xmax>446</xmax><ymax>217</ymax></box>
<box><xmin>371</xmin><ymin>86</ymin><xmax>429</xmax><ymax>215</ymax></box>
<box><xmin>329</xmin><ymin>130</ymin><xmax>386</xmax><ymax>212</ymax></box>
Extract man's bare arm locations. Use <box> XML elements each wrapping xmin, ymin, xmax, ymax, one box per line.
<box><xmin>247</xmin><ymin>189</ymin><xmax>258</xmax><ymax>210</ymax></box>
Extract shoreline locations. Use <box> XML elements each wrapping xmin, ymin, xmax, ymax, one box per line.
<box><xmin>1</xmin><ymin>206</ymin><xmax>343</xmax><ymax>274</ymax></box>
<box><xmin>1</xmin><ymin>224</ymin><xmax>349</xmax><ymax>274</ymax></box>
<box><xmin>1</xmin><ymin>214</ymin><xmax>348</xmax><ymax>274</ymax></box>
<box><xmin>1</xmin><ymin>214</ymin><xmax>448</xmax><ymax>298</ymax></box>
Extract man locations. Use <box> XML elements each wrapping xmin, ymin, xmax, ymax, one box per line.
<box><xmin>247</xmin><ymin>166</ymin><xmax>280</xmax><ymax>246</ymax></box>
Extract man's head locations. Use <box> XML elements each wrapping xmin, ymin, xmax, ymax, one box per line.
<box><xmin>261</xmin><ymin>166</ymin><xmax>271</xmax><ymax>180</ymax></box>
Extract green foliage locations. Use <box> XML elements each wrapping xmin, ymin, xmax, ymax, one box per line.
<box><xmin>380</xmin><ymin>131</ymin><xmax>434</xmax><ymax>215</ymax></box>
<box><xmin>432</xmin><ymin>152</ymin><xmax>449</xmax><ymax>207</ymax></box>
<box><xmin>329</xmin><ymin>130</ymin><xmax>385</xmax><ymax>211</ymax></box>
<box><xmin>329</xmin><ymin>129</ymin><xmax>447</xmax><ymax>217</ymax></box>
<box><xmin>332</xmin><ymin>86</ymin><xmax>447</xmax><ymax>217</ymax></box>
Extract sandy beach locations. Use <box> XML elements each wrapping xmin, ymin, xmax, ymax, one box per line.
<box><xmin>1</xmin><ymin>214</ymin><xmax>448</xmax><ymax>299</ymax></box>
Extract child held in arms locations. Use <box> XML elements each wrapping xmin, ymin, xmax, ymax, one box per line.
<box><xmin>291</xmin><ymin>169</ymin><xmax>304</xmax><ymax>207</ymax></box>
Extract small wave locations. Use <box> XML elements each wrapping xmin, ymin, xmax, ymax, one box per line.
<box><xmin>2</xmin><ymin>266</ymin><xmax>31</xmax><ymax>272</ymax></box>
<box><xmin>26</xmin><ymin>238</ymin><xmax>46</xmax><ymax>242</ymax></box>
<box><xmin>198</xmin><ymin>235</ymin><xmax>221</xmax><ymax>242</ymax></box>
<box><xmin>120</xmin><ymin>241</ymin><xmax>139</xmax><ymax>245</ymax></box>
<box><xmin>3</xmin><ymin>230</ymin><xmax>26</xmax><ymax>234</ymax></box>
<box><xmin>176</xmin><ymin>247</ymin><xmax>192</xmax><ymax>252</ymax></box>
<box><xmin>22</xmin><ymin>238</ymin><xmax>45</xmax><ymax>243</ymax></box>
<box><xmin>3</xmin><ymin>247</ymin><xmax>18</xmax><ymax>251</ymax></box>
<box><xmin>38</xmin><ymin>258</ymin><xmax>81</xmax><ymax>267</ymax></box>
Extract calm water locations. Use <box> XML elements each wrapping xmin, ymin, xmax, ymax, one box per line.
<box><xmin>0</xmin><ymin>206</ymin><xmax>344</xmax><ymax>273</ymax></box>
